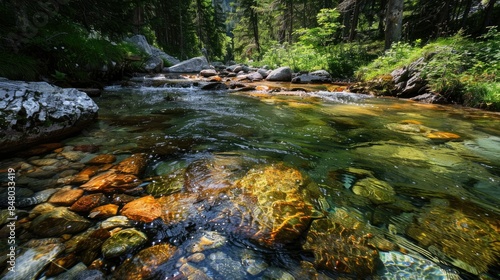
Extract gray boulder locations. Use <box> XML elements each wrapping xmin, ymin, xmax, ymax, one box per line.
<box><xmin>0</xmin><ymin>78</ymin><xmax>99</xmax><ymax>154</ymax></box>
<box><xmin>292</xmin><ymin>70</ymin><xmax>332</xmax><ymax>84</ymax></box>
<box><xmin>125</xmin><ymin>35</ymin><xmax>152</xmax><ymax>55</ymax></box>
<box><xmin>266</xmin><ymin>66</ymin><xmax>292</xmax><ymax>82</ymax></box>
<box><xmin>165</xmin><ymin>56</ymin><xmax>210</xmax><ymax>73</ymax></box>
<box><xmin>125</xmin><ymin>35</ymin><xmax>180</xmax><ymax>71</ymax></box>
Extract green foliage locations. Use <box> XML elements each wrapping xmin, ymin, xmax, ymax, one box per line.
<box><xmin>28</xmin><ymin>20</ymin><xmax>145</xmax><ymax>83</ymax></box>
<box><xmin>0</xmin><ymin>52</ymin><xmax>39</xmax><ymax>81</ymax></box>
<box><xmin>295</xmin><ymin>8</ymin><xmax>340</xmax><ymax>47</ymax></box>
<box><xmin>356</xmin><ymin>41</ymin><xmax>421</xmax><ymax>80</ymax></box>
<box><xmin>357</xmin><ymin>28</ymin><xmax>500</xmax><ymax>110</ymax></box>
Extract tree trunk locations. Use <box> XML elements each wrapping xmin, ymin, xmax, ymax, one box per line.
<box><xmin>384</xmin><ymin>0</ymin><xmax>403</xmax><ymax>49</ymax></box>
<box><xmin>481</xmin><ymin>0</ymin><xmax>497</xmax><ymax>34</ymax></box>
<box><xmin>460</xmin><ymin>0</ymin><xmax>473</xmax><ymax>30</ymax></box>
<box><xmin>348</xmin><ymin>0</ymin><xmax>362</xmax><ymax>41</ymax></box>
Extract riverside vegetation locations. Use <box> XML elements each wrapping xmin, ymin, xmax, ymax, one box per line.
<box><xmin>0</xmin><ymin>0</ymin><xmax>499</xmax><ymax>109</ymax></box>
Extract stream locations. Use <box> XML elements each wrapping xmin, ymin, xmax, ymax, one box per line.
<box><xmin>1</xmin><ymin>80</ymin><xmax>500</xmax><ymax>279</ymax></box>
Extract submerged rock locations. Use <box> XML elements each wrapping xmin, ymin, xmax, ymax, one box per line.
<box><xmin>406</xmin><ymin>205</ymin><xmax>500</xmax><ymax>275</ymax></box>
<box><xmin>30</xmin><ymin>207</ymin><xmax>91</xmax><ymax>237</ymax></box>
<box><xmin>225</xmin><ymin>163</ymin><xmax>324</xmax><ymax>247</ymax></box>
<box><xmin>70</xmin><ymin>193</ymin><xmax>109</xmax><ymax>213</ymax></box>
<box><xmin>113</xmin><ymin>153</ymin><xmax>148</xmax><ymax>176</ymax></box>
<box><xmin>48</xmin><ymin>187</ymin><xmax>84</xmax><ymax>206</ymax></box>
<box><xmin>79</xmin><ymin>171</ymin><xmax>141</xmax><ymax>192</ymax></box>
<box><xmin>303</xmin><ymin>210</ymin><xmax>379</xmax><ymax>277</ymax></box>
<box><xmin>145</xmin><ymin>170</ymin><xmax>184</xmax><ymax>197</ymax></box>
<box><xmin>120</xmin><ymin>195</ymin><xmax>162</xmax><ymax>223</ymax></box>
<box><xmin>351</xmin><ymin>177</ymin><xmax>396</xmax><ymax>204</ymax></box>
<box><xmin>378</xmin><ymin>251</ymin><xmax>450</xmax><ymax>279</ymax></box>
<box><xmin>208</xmin><ymin>251</ymin><xmax>246</xmax><ymax>279</ymax></box>
<box><xmin>101</xmin><ymin>228</ymin><xmax>148</xmax><ymax>258</ymax></box>
<box><xmin>1</xmin><ymin>239</ymin><xmax>64</xmax><ymax>280</ymax></box>
<box><xmin>113</xmin><ymin>243</ymin><xmax>177</xmax><ymax>280</ymax></box>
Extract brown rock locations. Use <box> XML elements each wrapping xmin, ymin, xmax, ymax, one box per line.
<box><xmin>18</xmin><ymin>143</ymin><xmax>64</xmax><ymax>156</ymax></box>
<box><xmin>73</xmin><ymin>144</ymin><xmax>100</xmax><ymax>153</ymax></box>
<box><xmin>30</xmin><ymin>207</ymin><xmax>91</xmax><ymax>237</ymax></box>
<box><xmin>79</xmin><ymin>171</ymin><xmax>141</xmax><ymax>192</ymax></box>
<box><xmin>45</xmin><ymin>253</ymin><xmax>78</xmax><ymax>276</ymax></box>
<box><xmin>72</xmin><ymin>165</ymin><xmax>101</xmax><ymax>184</ymax></box>
<box><xmin>114</xmin><ymin>153</ymin><xmax>148</xmax><ymax>176</ymax></box>
<box><xmin>158</xmin><ymin>192</ymin><xmax>199</xmax><ymax>224</ymax></box>
<box><xmin>113</xmin><ymin>244</ymin><xmax>177</xmax><ymax>280</ymax></box>
<box><xmin>426</xmin><ymin>131</ymin><xmax>461</xmax><ymax>141</ymax></box>
<box><xmin>70</xmin><ymin>193</ymin><xmax>109</xmax><ymax>212</ymax></box>
<box><xmin>48</xmin><ymin>187</ymin><xmax>84</xmax><ymax>206</ymax></box>
<box><xmin>88</xmin><ymin>204</ymin><xmax>119</xmax><ymax>219</ymax></box>
<box><xmin>121</xmin><ymin>195</ymin><xmax>161</xmax><ymax>223</ymax></box>
<box><xmin>86</xmin><ymin>154</ymin><xmax>117</xmax><ymax>165</ymax></box>
<box><xmin>112</xmin><ymin>193</ymin><xmax>137</xmax><ymax>206</ymax></box>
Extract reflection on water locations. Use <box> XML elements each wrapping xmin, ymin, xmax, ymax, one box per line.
<box><xmin>1</xmin><ymin>85</ymin><xmax>500</xmax><ymax>279</ymax></box>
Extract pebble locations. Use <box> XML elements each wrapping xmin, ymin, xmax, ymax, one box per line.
<box><xmin>30</xmin><ymin>207</ymin><xmax>91</xmax><ymax>237</ymax></box>
<box><xmin>100</xmin><ymin>216</ymin><xmax>132</xmax><ymax>230</ymax></box>
<box><xmin>70</xmin><ymin>193</ymin><xmax>109</xmax><ymax>213</ymax></box>
<box><xmin>48</xmin><ymin>187</ymin><xmax>85</xmax><ymax>206</ymax></box>
<box><xmin>101</xmin><ymin>228</ymin><xmax>148</xmax><ymax>258</ymax></box>
<box><xmin>88</xmin><ymin>204</ymin><xmax>119</xmax><ymax>219</ymax></box>
<box><xmin>2</xmin><ymin>239</ymin><xmax>64</xmax><ymax>280</ymax></box>
<box><xmin>120</xmin><ymin>195</ymin><xmax>161</xmax><ymax>223</ymax></box>
<box><xmin>17</xmin><ymin>188</ymin><xmax>58</xmax><ymax>208</ymax></box>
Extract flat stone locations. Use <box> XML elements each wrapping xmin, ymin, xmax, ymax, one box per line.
<box><xmin>88</xmin><ymin>204</ymin><xmax>119</xmax><ymax>219</ymax></box>
<box><xmin>30</xmin><ymin>207</ymin><xmax>91</xmax><ymax>237</ymax></box>
<box><xmin>113</xmin><ymin>244</ymin><xmax>177</xmax><ymax>279</ymax></box>
<box><xmin>1</xmin><ymin>239</ymin><xmax>65</xmax><ymax>280</ymax></box>
<box><xmin>426</xmin><ymin>131</ymin><xmax>461</xmax><ymax>141</ymax></box>
<box><xmin>69</xmin><ymin>193</ymin><xmax>109</xmax><ymax>213</ymax></box>
<box><xmin>120</xmin><ymin>195</ymin><xmax>162</xmax><ymax>223</ymax></box>
<box><xmin>101</xmin><ymin>228</ymin><xmax>148</xmax><ymax>258</ymax></box>
<box><xmin>113</xmin><ymin>153</ymin><xmax>148</xmax><ymax>176</ymax></box>
<box><xmin>79</xmin><ymin>171</ymin><xmax>141</xmax><ymax>192</ymax></box>
<box><xmin>86</xmin><ymin>154</ymin><xmax>117</xmax><ymax>165</ymax></box>
<box><xmin>48</xmin><ymin>187</ymin><xmax>84</xmax><ymax>206</ymax></box>
<box><xmin>352</xmin><ymin>177</ymin><xmax>395</xmax><ymax>204</ymax></box>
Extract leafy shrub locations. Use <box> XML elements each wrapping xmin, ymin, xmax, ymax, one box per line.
<box><xmin>0</xmin><ymin>52</ymin><xmax>39</xmax><ymax>81</ymax></box>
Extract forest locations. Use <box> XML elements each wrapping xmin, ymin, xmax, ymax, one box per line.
<box><xmin>1</xmin><ymin>0</ymin><xmax>499</xmax><ymax>109</ymax></box>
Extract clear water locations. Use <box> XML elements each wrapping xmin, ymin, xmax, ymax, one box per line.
<box><xmin>17</xmin><ymin>85</ymin><xmax>500</xmax><ymax>278</ymax></box>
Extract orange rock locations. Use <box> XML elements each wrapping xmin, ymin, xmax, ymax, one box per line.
<box><xmin>48</xmin><ymin>188</ymin><xmax>84</xmax><ymax>206</ymax></box>
<box><xmin>86</xmin><ymin>154</ymin><xmax>117</xmax><ymax>165</ymax></box>
<box><xmin>400</xmin><ymin>119</ymin><xmax>423</xmax><ymax>125</ymax></box>
<box><xmin>114</xmin><ymin>153</ymin><xmax>148</xmax><ymax>176</ymax></box>
<box><xmin>89</xmin><ymin>204</ymin><xmax>119</xmax><ymax>219</ymax></box>
<box><xmin>72</xmin><ymin>165</ymin><xmax>101</xmax><ymax>184</ymax></box>
<box><xmin>208</xmin><ymin>75</ymin><xmax>222</xmax><ymax>82</ymax></box>
<box><xmin>121</xmin><ymin>195</ymin><xmax>161</xmax><ymax>223</ymax></box>
<box><xmin>426</xmin><ymin>131</ymin><xmax>461</xmax><ymax>141</ymax></box>
<box><xmin>69</xmin><ymin>193</ymin><xmax>109</xmax><ymax>212</ymax></box>
<box><xmin>80</xmin><ymin>171</ymin><xmax>141</xmax><ymax>191</ymax></box>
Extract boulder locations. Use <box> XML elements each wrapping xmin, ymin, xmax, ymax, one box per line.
<box><xmin>125</xmin><ymin>35</ymin><xmax>180</xmax><ymax>72</ymax></box>
<box><xmin>0</xmin><ymin>78</ymin><xmax>99</xmax><ymax>154</ymax></box>
<box><xmin>292</xmin><ymin>70</ymin><xmax>332</xmax><ymax>84</ymax></box>
<box><xmin>144</xmin><ymin>56</ymin><xmax>164</xmax><ymax>73</ymax></box>
<box><xmin>125</xmin><ymin>35</ymin><xmax>153</xmax><ymax>55</ymax></box>
<box><xmin>165</xmin><ymin>56</ymin><xmax>210</xmax><ymax>73</ymax></box>
<box><xmin>266</xmin><ymin>66</ymin><xmax>292</xmax><ymax>82</ymax></box>
<box><xmin>200</xmin><ymin>69</ymin><xmax>218</xmax><ymax>77</ymax></box>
